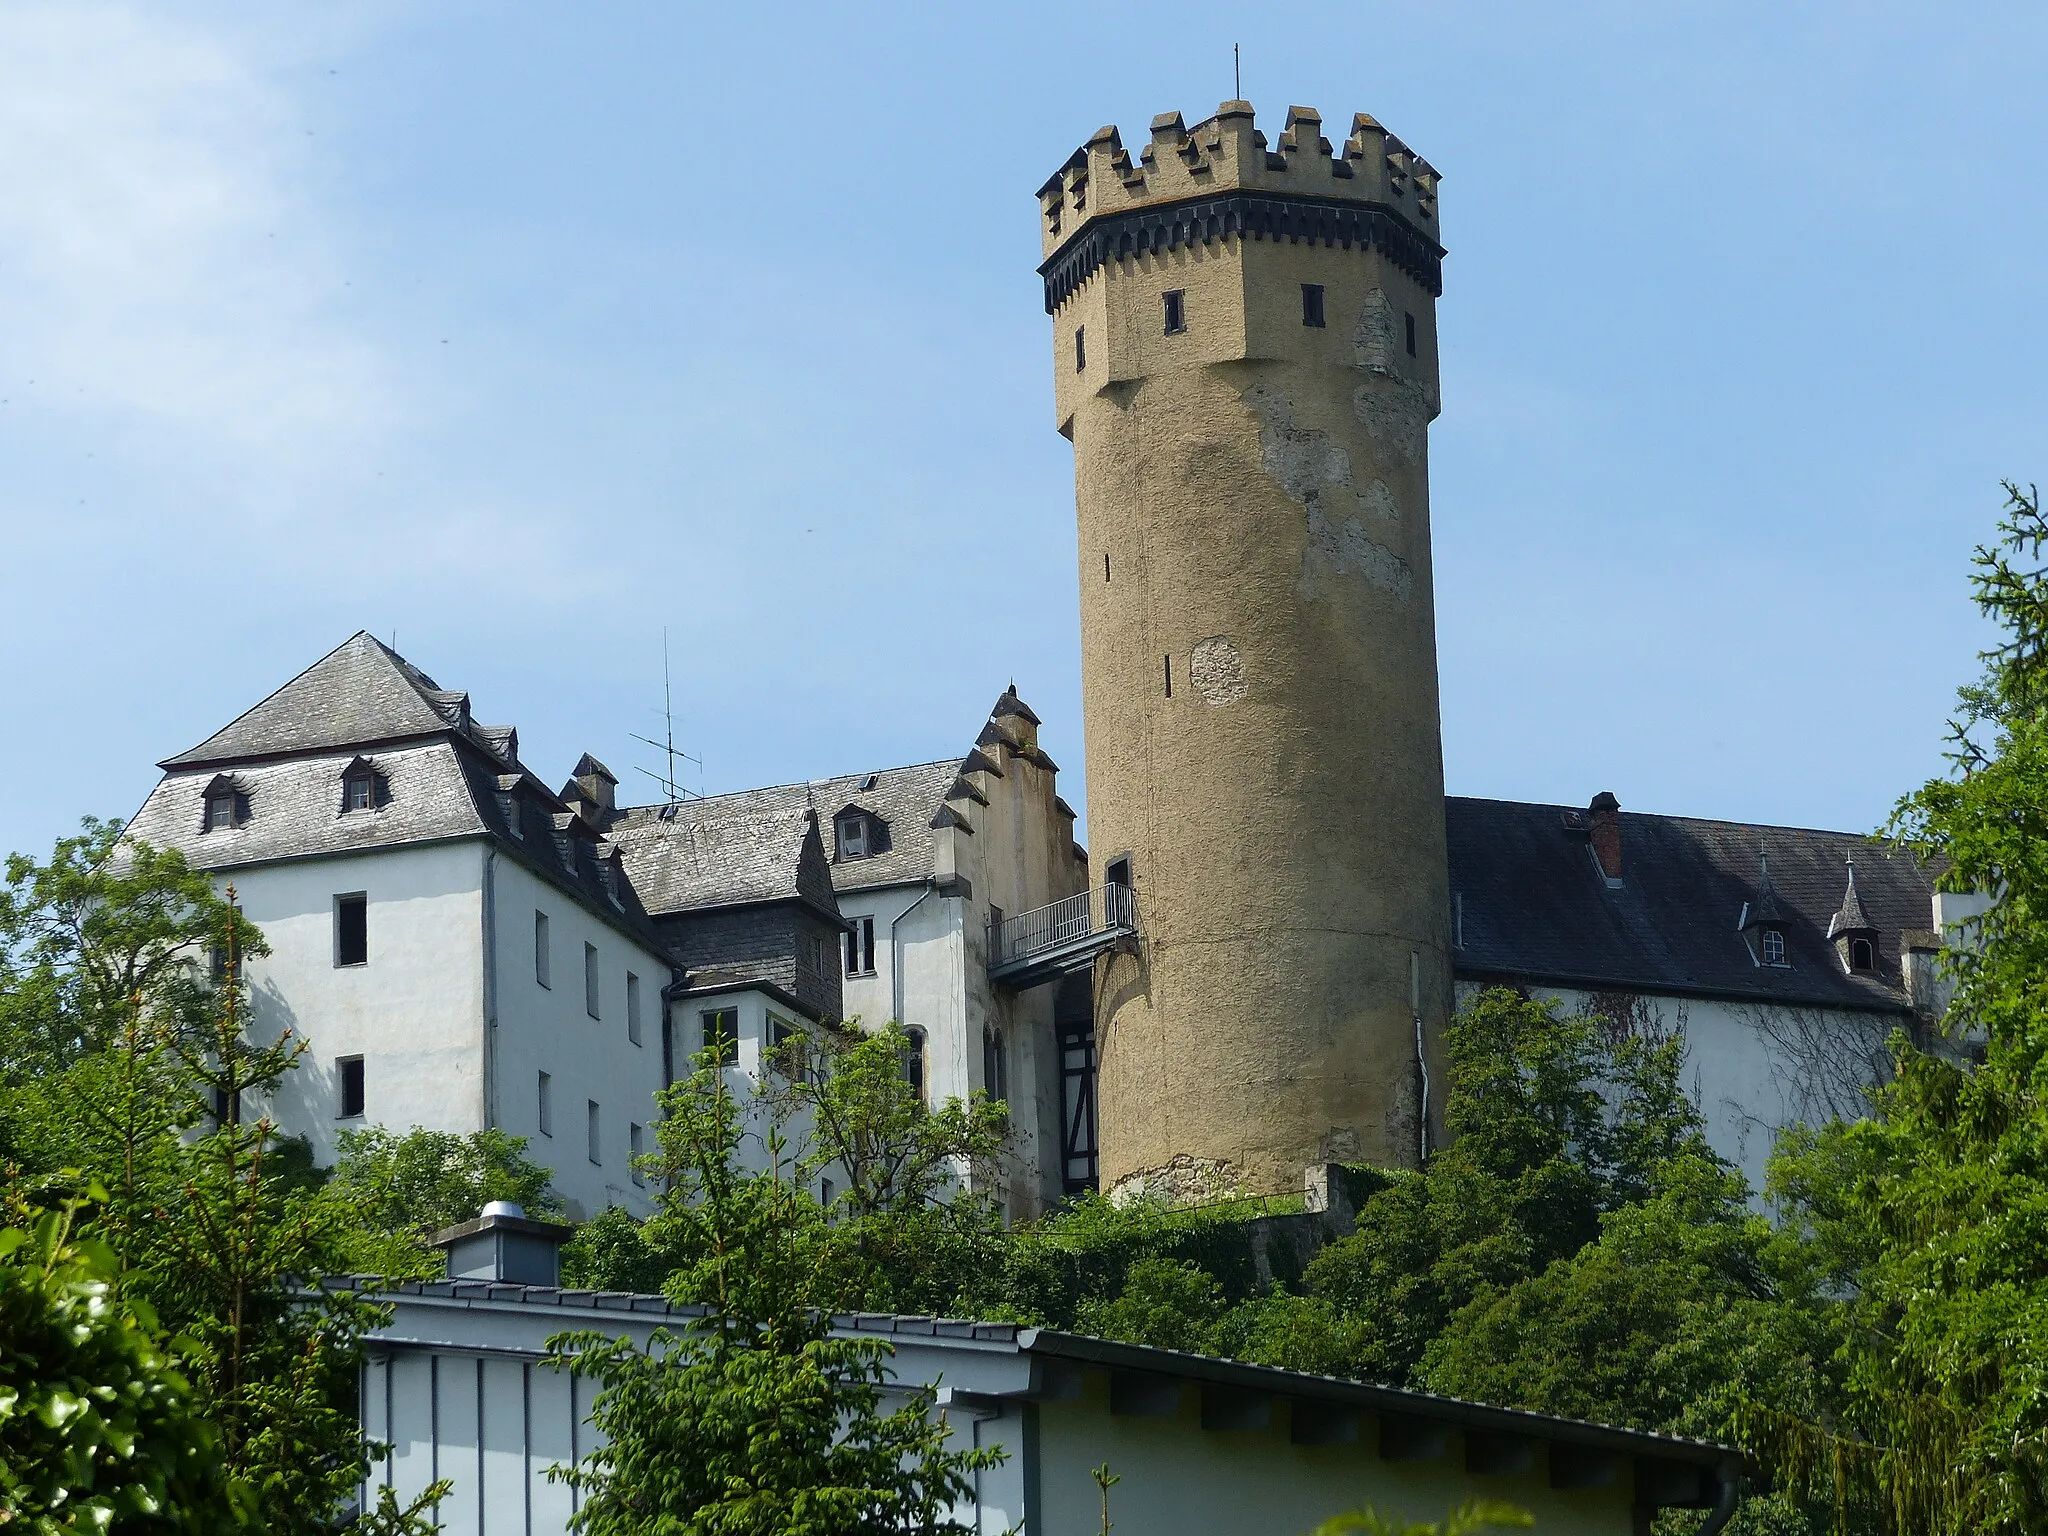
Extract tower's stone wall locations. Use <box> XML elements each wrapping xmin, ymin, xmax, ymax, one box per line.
<box><xmin>1040</xmin><ymin>102</ymin><xmax>1454</xmax><ymax>1197</ymax></box>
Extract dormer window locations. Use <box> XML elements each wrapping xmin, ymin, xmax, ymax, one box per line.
<box><xmin>338</xmin><ymin>757</ymin><xmax>388</xmax><ymax>815</ymax></box>
<box><xmin>838</xmin><ymin>814</ymin><xmax>868</xmax><ymax>860</ymax></box>
<box><xmin>345</xmin><ymin>775</ymin><xmax>374</xmax><ymax>812</ymax></box>
<box><xmin>200</xmin><ymin>775</ymin><xmax>249</xmax><ymax>832</ymax></box>
<box><xmin>1761</xmin><ymin>928</ymin><xmax>1785</xmax><ymax>966</ymax></box>
<box><xmin>1850</xmin><ymin>937</ymin><xmax>1875</xmax><ymax>972</ymax></box>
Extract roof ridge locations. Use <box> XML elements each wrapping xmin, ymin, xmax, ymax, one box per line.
<box><xmin>615</xmin><ymin>757</ymin><xmax>963</xmax><ymax>816</ymax></box>
<box><xmin>1444</xmin><ymin>794</ymin><xmax>1890</xmax><ymax>845</ymax></box>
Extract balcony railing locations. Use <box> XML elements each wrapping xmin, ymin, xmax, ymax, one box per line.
<box><xmin>987</xmin><ymin>883</ymin><xmax>1137</xmax><ymax>989</ymax></box>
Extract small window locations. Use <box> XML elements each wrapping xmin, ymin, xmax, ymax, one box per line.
<box><xmin>537</xmin><ymin>1071</ymin><xmax>553</xmax><ymax>1136</ymax></box>
<box><xmin>335</xmin><ymin>894</ymin><xmax>368</xmax><ymax>967</ymax></box>
<box><xmin>584</xmin><ymin>942</ymin><xmax>600</xmax><ymax>1019</ymax></box>
<box><xmin>337</xmin><ymin>1056</ymin><xmax>365</xmax><ymax>1119</ymax></box>
<box><xmin>1074</xmin><ymin>325</ymin><xmax>1086</xmax><ymax>372</ymax></box>
<box><xmin>629</xmin><ymin>1122</ymin><xmax>645</xmax><ymax>1186</ymax></box>
<box><xmin>1302</xmin><ymin>283</ymin><xmax>1326</xmax><ymax>328</ymax></box>
<box><xmin>1163</xmin><ymin>653</ymin><xmax>1173</xmax><ymax>698</ymax></box>
<box><xmin>821</xmin><ymin>1176</ymin><xmax>834</xmax><ymax>1206</ymax></box>
<box><xmin>208</xmin><ymin>943</ymin><xmax>230</xmax><ymax>983</ymax></box>
<box><xmin>702</xmin><ymin>1008</ymin><xmax>737</xmax><ymax>1067</ymax></box>
<box><xmin>1162</xmin><ymin>289</ymin><xmax>1186</xmax><ymax>334</ymax></box>
<box><xmin>344</xmin><ymin>774</ymin><xmax>376</xmax><ymax>813</ymax></box>
<box><xmin>1850</xmin><ymin>937</ymin><xmax>1875</xmax><ymax>972</ymax></box>
<box><xmin>844</xmin><ymin>915</ymin><xmax>877</xmax><ymax>977</ymax></box>
<box><xmin>587</xmin><ymin>1100</ymin><xmax>602</xmax><ymax>1165</ymax></box>
<box><xmin>839</xmin><ymin>815</ymin><xmax>868</xmax><ymax>860</ymax></box>
<box><xmin>534</xmin><ymin>911</ymin><xmax>551</xmax><ymax>988</ymax></box>
<box><xmin>626</xmin><ymin>971</ymin><xmax>642</xmax><ymax>1045</ymax></box>
<box><xmin>1104</xmin><ymin>551</ymin><xmax>1111</xmax><ymax>583</ymax></box>
<box><xmin>983</xmin><ymin>1025</ymin><xmax>1007</xmax><ymax>1102</ymax></box>
<box><xmin>205</xmin><ymin>793</ymin><xmax>239</xmax><ymax>832</ymax></box>
<box><xmin>1761</xmin><ymin>928</ymin><xmax>1786</xmax><ymax>966</ymax></box>
<box><xmin>902</xmin><ymin>1026</ymin><xmax>927</xmax><ymax>1104</ymax></box>
<box><xmin>1404</xmin><ymin>311</ymin><xmax>1417</xmax><ymax>357</ymax></box>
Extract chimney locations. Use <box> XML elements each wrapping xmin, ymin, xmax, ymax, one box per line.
<box><xmin>1588</xmin><ymin>792</ymin><xmax>1621</xmax><ymax>881</ymax></box>
<box><xmin>428</xmin><ymin>1200</ymin><xmax>572</xmax><ymax>1286</ymax></box>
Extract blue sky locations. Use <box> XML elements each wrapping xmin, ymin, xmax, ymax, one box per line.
<box><xmin>1</xmin><ymin>2</ymin><xmax>2038</xmax><ymax>863</ymax></box>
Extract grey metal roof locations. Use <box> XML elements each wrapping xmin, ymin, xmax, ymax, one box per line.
<box><xmin>1447</xmin><ymin>796</ymin><xmax>1939</xmax><ymax>1011</ymax></box>
<box><xmin>161</xmin><ymin>632</ymin><xmax>516</xmax><ymax>770</ymax></box>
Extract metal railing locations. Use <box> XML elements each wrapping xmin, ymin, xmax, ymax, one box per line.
<box><xmin>988</xmin><ymin>883</ymin><xmax>1137</xmax><ymax>976</ymax></box>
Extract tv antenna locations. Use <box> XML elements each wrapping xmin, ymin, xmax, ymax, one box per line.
<box><xmin>1234</xmin><ymin>43</ymin><xmax>1241</xmax><ymax>101</ymax></box>
<box><xmin>630</xmin><ymin>629</ymin><xmax>701</xmax><ymax>811</ymax></box>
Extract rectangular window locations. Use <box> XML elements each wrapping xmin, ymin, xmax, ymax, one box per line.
<box><xmin>1302</xmin><ymin>283</ymin><xmax>1326</xmax><ymax>328</ymax></box>
<box><xmin>702</xmin><ymin>1008</ymin><xmax>737</xmax><ymax>1067</ymax></box>
<box><xmin>1162</xmin><ymin>289</ymin><xmax>1185</xmax><ymax>334</ymax></box>
<box><xmin>537</xmin><ymin>1071</ymin><xmax>553</xmax><ymax>1136</ymax></box>
<box><xmin>843</xmin><ymin>915</ymin><xmax>877</xmax><ymax>977</ymax></box>
<box><xmin>629</xmin><ymin>1122</ymin><xmax>645</xmax><ymax>1186</ymax></box>
<box><xmin>335</xmin><ymin>894</ymin><xmax>368</xmax><ymax>967</ymax></box>
<box><xmin>587</xmin><ymin>1100</ymin><xmax>601</xmax><ymax>1165</ymax></box>
<box><xmin>1074</xmin><ymin>325</ymin><xmax>1086</xmax><ymax>372</ymax></box>
<box><xmin>584</xmin><ymin>942</ymin><xmax>600</xmax><ymax>1019</ymax></box>
<box><xmin>346</xmin><ymin>776</ymin><xmax>374</xmax><ymax>812</ymax></box>
<box><xmin>337</xmin><ymin>1056</ymin><xmax>365</xmax><ymax>1119</ymax></box>
<box><xmin>1163</xmin><ymin>653</ymin><xmax>1173</xmax><ymax>698</ymax></box>
<box><xmin>1405</xmin><ymin>311</ymin><xmax>1417</xmax><ymax>356</ymax></box>
<box><xmin>534</xmin><ymin>911</ymin><xmax>551</xmax><ymax>988</ymax></box>
<box><xmin>626</xmin><ymin>971</ymin><xmax>642</xmax><ymax>1045</ymax></box>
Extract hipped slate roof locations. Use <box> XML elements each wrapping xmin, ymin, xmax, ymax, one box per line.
<box><xmin>606</xmin><ymin>799</ymin><xmax>837</xmax><ymax>917</ymax></box>
<box><xmin>1447</xmin><ymin>797</ymin><xmax>1938</xmax><ymax>1012</ymax></box>
<box><xmin>161</xmin><ymin>632</ymin><xmax>517</xmax><ymax>769</ymax></box>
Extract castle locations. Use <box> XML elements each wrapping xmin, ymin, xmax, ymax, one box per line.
<box><xmin>116</xmin><ymin>101</ymin><xmax>1977</xmax><ymax>1219</ymax></box>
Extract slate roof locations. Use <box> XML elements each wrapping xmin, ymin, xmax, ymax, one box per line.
<box><xmin>610</xmin><ymin>759</ymin><xmax>966</xmax><ymax>905</ymax></box>
<box><xmin>130</xmin><ymin>634</ymin><xmax>668</xmax><ymax>955</ymax></box>
<box><xmin>1447</xmin><ymin>797</ymin><xmax>1940</xmax><ymax>1012</ymax></box>
<box><xmin>161</xmin><ymin>632</ymin><xmax>517</xmax><ymax>770</ymax></box>
<box><xmin>606</xmin><ymin>799</ymin><xmax>832</xmax><ymax>916</ymax></box>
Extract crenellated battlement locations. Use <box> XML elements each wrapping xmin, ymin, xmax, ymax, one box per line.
<box><xmin>1036</xmin><ymin>101</ymin><xmax>1440</xmax><ymax>263</ymax></box>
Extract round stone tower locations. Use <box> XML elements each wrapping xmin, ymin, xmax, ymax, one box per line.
<box><xmin>1036</xmin><ymin>102</ymin><xmax>1454</xmax><ymax>1197</ymax></box>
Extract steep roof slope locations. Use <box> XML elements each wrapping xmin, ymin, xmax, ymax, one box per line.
<box><xmin>1447</xmin><ymin>797</ymin><xmax>1938</xmax><ymax>1012</ymax></box>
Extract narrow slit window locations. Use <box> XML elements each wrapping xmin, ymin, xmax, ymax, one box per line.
<box><xmin>534</xmin><ymin>911</ymin><xmax>551</xmax><ymax>988</ymax></box>
<box><xmin>335</xmin><ymin>894</ymin><xmax>368</xmax><ymax>967</ymax></box>
<box><xmin>1162</xmin><ymin>289</ymin><xmax>1186</xmax><ymax>334</ymax></box>
<box><xmin>1405</xmin><ymin>312</ymin><xmax>1417</xmax><ymax>356</ymax></box>
<box><xmin>337</xmin><ymin>1056</ymin><xmax>365</xmax><ymax>1119</ymax></box>
<box><xmin>1074</xmin><ymin>326</ymin><xmax>1086</xmax><ymax>372</ymax></box>
<box><xmin>1103</xmin><ymin>552</ymin><xmax>1111</xmax><ymax>583</ymax></box>
<box><xmin>903</xmin><ymin>1027</ymin><xmax>928</xmax><ymax>1104</ymax></box>
<box><xmin>586</xmin><ymin>1100</ymin><xmax>601</xmax><ymax>1165</ymax></box>
<box><xmin>584</xmin><ymin>942</ymin><xmax>600</xmax><ymax>1019</ymax></box>
<box><xmin>1301</xmin><ymin>283</ymin><xmax>1326</xmax><ymax>328</ymax></box>
<box><xmin>1164</xmin><ymin>653</ymin><xmax>1173</xmax><ymax>697</ymax></box>
<box><xmin>626</xmin><ymin>971</ymin><xmax>642</xmax><ymax>1045</ymax></box>
<box><xmin>629</xmin><ymin>1122</ymin><xmax>645</xmax><ymax>1186</ymax></box>
<box><xmin>537</xmin><ymin>1071</ymin><xmax>553</xmax><ymax>1136</ymax></box>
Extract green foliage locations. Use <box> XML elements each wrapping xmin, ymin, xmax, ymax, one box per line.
<box><xmin>1738</xmin><ymin>483</ymin><xmax>2048</xmax><ymax>1533</ymax></box>
<box><xmin>0</xmin><ymin>1183</ymin><xmax>248</xmax><ymax>1533</ymax></box>
<box><xmin>327</xmin><ymin>1125</ymin><xmax>561</xmax><ymax>1278</ymax></box>
<box><xmin>1309</xmin><ymin>1502</ymin><xmax>1532</xmax><ymax>1536</ymax></box>
<box><xmin>546</xmin><ymin>1048</ymin><xmax>1002</xmax><ymax>1534</ymax></box>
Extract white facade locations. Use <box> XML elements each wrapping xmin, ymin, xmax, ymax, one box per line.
<box><xmin>225</xmin><ymin>838</ymin><xmax>673</xmax><ymax>1220</ymax></box>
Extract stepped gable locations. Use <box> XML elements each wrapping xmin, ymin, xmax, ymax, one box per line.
<box><xmin>1447</xmin><ymin>797</ymin><xmax>1941</xmax><ymax>1012</ymax></box>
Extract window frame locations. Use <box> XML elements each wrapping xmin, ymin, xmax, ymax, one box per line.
<box><xmin>584</xmin><ymin>942</ymin><xmax>601</xmax><ymax>1020</ymax></box>
<box><xmin>1301</xmin><ymin>283</ymin><xmax>1326</xmax><ymax>328</ymax></box>
<box><xmin>534</xmin><ymin>910</ymin><xmax>551</xmax><ymax>988</ymax></box>
<box><xmin>344</xmin><ymin>774</ymin><xmax>375</xmax><ymax>813</ymax></box>
<box><xmin>629</xmin><ymin>1121</ymin><xmax>645</xmax><ymax>1186</ymax></box>
<box><xmin>1404</xmin><ymin>311</ymin><xmax>1418</xmax><ymax>356</ymax></box>
<box><xmin>1074</xmin><ymin>325</ymin><xmax>1086</xmax><ymax>372</ymax></box>
<box><xmin>844</xmin><ymin>914</ymin><xmax>877</xmax><ymax>977</ymax></box>
<box><xmin>702</xmin><ymin>1008</ymin><xmax>738</xmax><ymax>1068</ymax></box>
<box><xmin>1162</xmin><ymin>288</ymin><xmax>1186</xmax><ymax>335</ymax></box>
<box><xmin>626</xmin><ymin>971</ymin><xmax>642</xmax><ymax>1045</ymax></box>
<box><xmin>537</xmin><ymin>1071</ymin><xmax>553</xmax><ymax>1136</ymax></box>
<box><xmin>1849</xmin><ymin>936</ymin><xmax>1875</xmax><ymax>972</ymax></box>
<box><xmin>334</xmin><ymin>892</ymin><xmax>369</xmax><ymax>968</ymax></box>
<box><xmin>586</xmin><ymin>1099</ymin><xmax>602</xmax><ymax>1166</ymax></box>
<box><xmin>838</xmin><ymin>814</ymin><xmax>868</xmax><ymax>860</ymax></box>
<box><xmin>1761</xmin><ymin>927</ymin><xmax>1786</xmax><ymax>966</ymax></box>
<box><xmin>337</xmin><ymin>1055</ymin><xmax>365</xmax><ymax>1119</ymax></box>
<box><xmin>205</xmin><ymin>793</ymin><xmax>238</xmax><ymax>832</ymax></box>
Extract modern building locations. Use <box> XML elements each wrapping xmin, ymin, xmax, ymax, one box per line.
<box><xmin>347</xmin><ymin>1206</ymin><xmax>1744</xmax><ymax>1536</ymax></box>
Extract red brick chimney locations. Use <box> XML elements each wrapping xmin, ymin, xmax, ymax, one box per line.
<box><xmin>1588</xmin><ymin>791</ymin><xmax>1622</xmax><ymax>880</ymax></box>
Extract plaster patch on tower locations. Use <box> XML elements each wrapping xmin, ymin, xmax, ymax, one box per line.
<box><xmin>1353</xmin><ymin>287</ymin><xmax>1396</xmax><ymax>373</ymax></box>
<box><xmin>1243</xmin><ymin>380</ymin><xmax>1412</xmax><ymax>603</ymax></box>
<box><xmin>1190</xmin><ymin>636</ymin><xmax>1248</xmax><ymax>704</ymax></box>
<box><xmin>1353</xmin><ymin>379</ymin><xmax>1429</xmax><ymax>465</ymax></box>
<box><xmin>1364</xmin><ymin>479</ymin><xmax>1399</xmax><ymax>522</ymax></box>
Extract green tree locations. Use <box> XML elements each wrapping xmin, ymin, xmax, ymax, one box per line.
<box><xmin>546</xmin><ymin>1050</ymin><xmax>1002</xmax><ymax>1534</ymax></box>
<box><xmin>0</xmin><ymin>1183</ymin><xmax>249</xmax><ymax>1533</ymax></box>
<box><xmin>326</xmin><ymin>1125</ymin><xmax>562</xmax><ymax>1278</ymax></box>
<box><xmin>1743</xmin><ymin>483</ymin><xmax>2048</xmax><ymax>1533</ymax></box>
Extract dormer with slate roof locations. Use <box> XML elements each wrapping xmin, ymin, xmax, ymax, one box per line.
<box><xmin>1828</xmin><ymin>860</ymin><xmax>1881</xmax><ymax>974</ymax></box>
<box><xmin>1738</xmin><ymin>850</ymin><xmax>1789</xmax><ymax>967</ymax></box>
